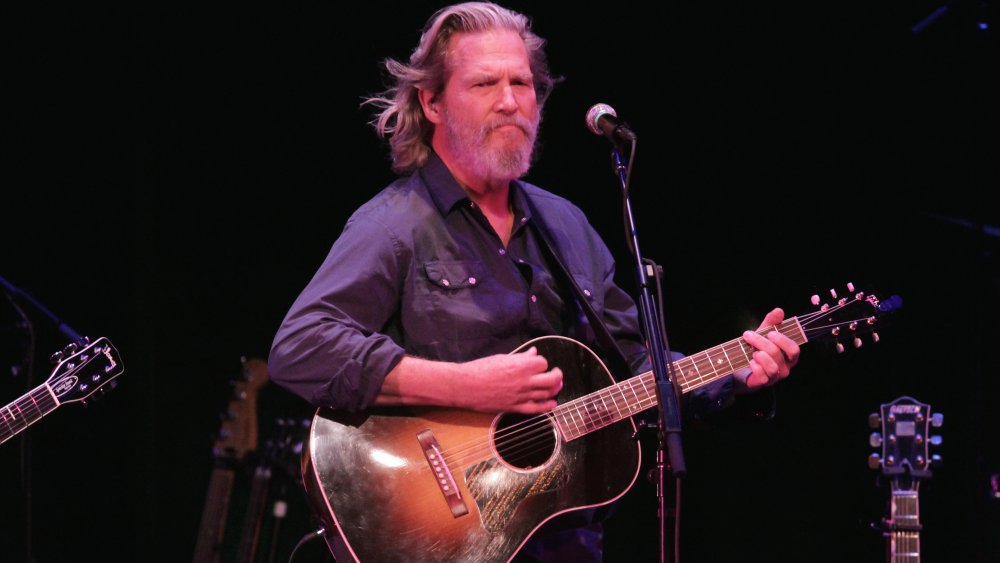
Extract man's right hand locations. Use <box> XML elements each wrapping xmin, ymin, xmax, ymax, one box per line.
<box><xmin>459</xmin><ymin>347</ymin><xmax>563</xmax><ymax>414</ymax></box>
<box><xmin>376</xmin><ymin>347</ymin><xmax>563</xmax><ymax>414</ymax></box>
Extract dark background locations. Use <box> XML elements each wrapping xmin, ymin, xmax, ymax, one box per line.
<box><xmin>3</xmin><ymin>2</ymin><xmax>998</xmax><ymax>562</ymax></box>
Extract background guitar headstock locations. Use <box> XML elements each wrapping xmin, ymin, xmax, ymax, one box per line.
<box><xmin>868</xmin><ymin>395</ymin><xmax>943</xmax><ymax>482</ymax></box>
<box><xmin>797</xmin><ymin>282</ymin><xmax>903</xmax><ymax>353</ymax></box>
<box><xmin>46</xmin><ymin>336</ymin><xmax>124</xmax><ymax>405</ymax></box>
<box><xmin>212</xmin><ymin>357</ymin><xmax>269</xmax><ymax>462</ymax></box>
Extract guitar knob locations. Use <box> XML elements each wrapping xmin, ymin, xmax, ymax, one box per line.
<box><xmin>869</xmin><ymin>432</ymin><xmax>882</xmax><ymax>448</ymax></box>
<box><xmin>868</xmin><ymin>453</ymin><xmax>881</xmax><ymax>470</ymax></box>
<box><xmin>49</xmin><ymin>350</ymin><xmax>65</xmax><ymax>364</ymax></box>
<box><xmin>868</xmin><ymin>413</ymin><xmax>881</xmax><ymax>429</ymax></box>
<box><xmin>931</xmin><ymin>412</ymin><xmax>944</xmax><ymax>427</ymax></box>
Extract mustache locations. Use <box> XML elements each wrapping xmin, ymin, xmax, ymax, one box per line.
<box><xmin>483</xmin><ymin>116</ymin><xmax>536</xmax><ymax>137</ymax></box>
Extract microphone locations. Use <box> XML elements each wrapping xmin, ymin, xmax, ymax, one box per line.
<box><xmin>585</xmin><ymin>103</ymin><xmax>637</xmax><ymax>146</ymax></box>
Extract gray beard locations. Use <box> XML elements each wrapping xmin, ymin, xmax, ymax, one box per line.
<box><xmin>444</xmin><ymin>117</ymin><xmax>538</xmax><ymax>184</ymax></box>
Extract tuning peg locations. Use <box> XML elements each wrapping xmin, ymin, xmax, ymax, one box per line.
<box><xmin>869</xmin><ymin>432</ymin><xmax>882</xmax><ymax>448</ymax></box>
<box><xmin>931</xmin><ymin>412</ymin><xmax>944</xmax><ymax>427</ymax></box>
<box><xmin>810</xmin><ymin>294</ymin><xmax>820</xmax><ymax>306</ymax></box>
<box><xmin>868</xmin><ymin>453</ymin><xmax>882</xmax><ymax>470</ymax></box>
<box><xmin>49</xmin><ymin>350</ymin><xmax>65</xmax><ymax>364</ymax></box>
<box><xmin>835</xmin><ymin>342</ymin><xmax>845</xmax><ymax>353</ymax></box>
<box><xmin>62</xmin><ymin>342</ymin><xmax>79</xmax><ymax>357</ymax></box>
<box><xmin>930</xmin><ymin>435</ymin><xmax>943</xmax><ymax>446</ymax></box>
<box><xmin>829</xmin><ymin>288</ymin><xmax>838</xmax><ymax>299</ymax></box>
<box><xmin>846</xmin><ymin>282</ymin><xmax>855</xmax><ymax>292</ymax></box>
<box><xmin>931</xmin><ymin>454</ymin><xmax>943</xmax><ymax>469</ymax></box>
<box><xmin>854</xmin><ymin>337</ymin><xmax>862</xmax><ymax>348</ymax></box>
<box><xmin>868</xmin><ymin>413</ymin><xmax>881</xmax><ymax>429</ymax></box>
<box><xmin>872</xmin><ymin>332</ymin><xmax>880</xmax><ymax>343</ymax></box>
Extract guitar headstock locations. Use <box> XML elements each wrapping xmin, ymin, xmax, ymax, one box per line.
<box><xmin>797</xmin><ymin>282</ymin><xmax>903</xmax><ymax>352</ymax></box>
<box><xmin>212</xmin><ymin>356</ymin><xmax>269</xmax><ymax>462</ymax></box>
<box><xmin>867</xmin><ymin>396</ymin><xmax>943</xmax><ymax>483</ymax></box>
<box><xmin>46</xmin><ymin>337</ymin><xmax>124</xmax><ymax>405</ymax></box>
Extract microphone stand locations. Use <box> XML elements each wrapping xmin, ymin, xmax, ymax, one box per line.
<box><xmin>609</xmin><ymin>143</ymin><xmax>686</xmax><ymax>563</ymax></box>
<box><xmin>0</xmin><ymin>275</ymin><xmax>83</xmax><ymax>343</ymax></box>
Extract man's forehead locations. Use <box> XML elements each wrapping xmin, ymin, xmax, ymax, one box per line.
<box><xmin>446</xmin><ymin>29</ymin><xmax>530</xmax><ymax>70</ymax></box>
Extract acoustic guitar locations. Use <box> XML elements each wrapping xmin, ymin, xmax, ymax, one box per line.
<box><xmin>306</xmin><ymin>289</ymin><xmax>901</xmax><ymax>562</ymax></box>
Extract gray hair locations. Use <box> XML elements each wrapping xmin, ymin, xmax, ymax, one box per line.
<box><xmin>363</xmin><ymin>2</ymin><xmax>558</xmax><ymax>174</ymax></box>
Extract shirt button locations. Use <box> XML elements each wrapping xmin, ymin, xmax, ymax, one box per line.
<box><xmin>530</xmin><ymin>295</ymin><xmax>537</xmax><ymax>303</ymax></box>
<box><xmin>583</xmin><ymin>289</ymin><xmax>592</xmax><ymax>297</ymax></box>
<box><xmin>498</xmin><ymin>248</ymin><xmax>506</xmax><ymax>256</ymax></box>
<box><xmin>520</xmin><ymin>217</ymin><xmax>528</xmax><ymax>223</ymax></box>
<box><xmin>468</xmin><ymin>277</ymin><xmax>477</xmax><ymax>285</ymax></box>
<box><xmin>441</xmin><ymin>279</ymin><xmax>450</xmax><ymax>287</ymax></box>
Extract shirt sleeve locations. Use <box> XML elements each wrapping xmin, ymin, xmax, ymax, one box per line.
<box><xmin>267</xmin><ymin>215</ymin><xmax>408</xmax><ymax>412</ymax></box>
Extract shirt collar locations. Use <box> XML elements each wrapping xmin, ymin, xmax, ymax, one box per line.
<box><xmin>419</xmin><ymin>151</ymin><xmax>532</xmax><ymax>223</ymax></box>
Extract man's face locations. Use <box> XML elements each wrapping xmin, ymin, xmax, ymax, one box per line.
<box><xmin>435</xmin><ymin>29</ymin><xmax>540</xmax><ymax>185</ymax></box>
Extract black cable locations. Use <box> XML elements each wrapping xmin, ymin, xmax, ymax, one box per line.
<box><xmin>287</xmin><ymin>526</ymin><xmax>327</xmax><ymax>563</ymax></box>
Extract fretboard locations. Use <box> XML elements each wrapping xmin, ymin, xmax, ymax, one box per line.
<box><xmin>888</xmin><ymin>488</ymin><xmax>921</xmax><ymax>563</ymax></box>
<box><xmin>0</xmin><ymin>384</ymin><xmax>60</xmax><ymax>445</ymax></box>
<box><xmin>554</xmin><ymin>318</ymin><xmax>807</xmax><ymax>441</ymax></box>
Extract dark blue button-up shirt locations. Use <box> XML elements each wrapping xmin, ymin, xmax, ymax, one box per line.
<box><xmin>268</xmin><ymin>153</ymin><xmax>653</xmax><ymax>411</ymax></box>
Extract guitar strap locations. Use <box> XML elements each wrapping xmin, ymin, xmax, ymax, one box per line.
<box><xmin>522</xmin><ymin>192</ymin><xmax>636</xmax><ymax>382</ymax></box>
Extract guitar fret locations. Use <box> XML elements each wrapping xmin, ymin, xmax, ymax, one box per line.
<box><xmin>720</xmin><ymin>345</ymin><xmax>735</xmax><ymax>373</ymax></box>
<box><xmin>737</xmin><ymin>338</ymin><xmax>752</xmax><ymax>365</ymax></box>
<box><xmin>616</xmin><ymin>384</ymin><xmax>630</xmax><ymax>418</ymax></box>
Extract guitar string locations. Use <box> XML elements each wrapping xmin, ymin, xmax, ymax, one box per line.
<box><xmin>440</xmin><ymin>299</ymin><xmax>873</xmax><ymax>468</ymax></box>
<box><xmin>441</xmin><ymin>302</ymin><xmax>868</xmax><ymax>468</ymax></box>
<box><xmin>1</xmin><ymin>387</ymin><xmax>57</xmax><ymax>435</ymax></box>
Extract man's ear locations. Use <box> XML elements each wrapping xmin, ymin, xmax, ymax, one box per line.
<box><xmin>418</xmin><ymin>88</ymin><xmax>443</xmax><ymax>124</ymax></box>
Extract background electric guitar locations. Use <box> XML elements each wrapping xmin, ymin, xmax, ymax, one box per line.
<box><xmin>192</xmin><ymin>356</ymin><xmax>269</xmax><ymax>563</ymax></box>
<box><xmin>868</xmin><ymin>396</ymin><xmax>943</xmax><ymax>563</ymax></box>
<box><xmin>0</xmin><ymin>336</ymin><xmax>124</xmax><ymax>446</ymax></box>
<box><xmin>305</xmin><ymin>287</ymin><xmax>902</xmax><ymax>562</ymax></box>
<box><xmin>234</xmin><ymin>416</ymin><xmax>309</xmax><ymax>563</ymax></box>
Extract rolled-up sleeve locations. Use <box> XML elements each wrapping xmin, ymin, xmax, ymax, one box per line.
<box><xmin>268</xmin><ymin>214</ymin><xmax>408</xmax><ymax>412</ymax></box>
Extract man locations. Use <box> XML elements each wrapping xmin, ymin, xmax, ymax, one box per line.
<box><xmin>268</xmin><ymin>2</ymin><xmax>798</xmax><ymax>561</ymax></box>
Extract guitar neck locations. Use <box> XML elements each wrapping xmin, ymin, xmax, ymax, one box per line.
<box><xmin>0</xmin><ymin>384</ymin><xmax>60</xmax><ymax>445</ymax></box>
<box><xmin>887</xmin><ymin>487</ymin><xmax>921</xmax><ymax>563</ymax></box>
<box><xmin>234</xmin><ymin>464</ymin><xmax>273</xmax><ymax>563</ymax></box>
<box><xmin>553</xmin><ymin>317</ymin><xmax>806</xmax><ymax>441</ymax></box>
<box><xmin>192</xmin><ymin>466</ymin><xmax>237</xmax><ymax>563</ymax></box>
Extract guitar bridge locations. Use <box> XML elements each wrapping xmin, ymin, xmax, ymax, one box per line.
<box><xmin>416</xmin><ymin>429</ymin><xmax>469</xmax><ymax>518</ymax></box>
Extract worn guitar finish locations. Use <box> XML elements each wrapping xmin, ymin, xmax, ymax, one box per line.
<box><xmin>306</xmin><ymin>290</ymin><xmax>897</xmax><ymax>562</ymax></box>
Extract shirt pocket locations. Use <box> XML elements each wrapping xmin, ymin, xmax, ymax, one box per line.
<box><xmin>423</xmin><ymin>260</ymin><xmax>485</xmax><ymax>290</ymax></box>
<box><xmin>415</xmin><ymin>260</ymin><xmax>497</xmax><ymax>339</ymax></box>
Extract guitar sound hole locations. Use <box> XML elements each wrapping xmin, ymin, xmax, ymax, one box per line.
<box><xmin>492</xmin><ymin>413</ymin><xmax>557</xmax><ymax>470</ymax></box>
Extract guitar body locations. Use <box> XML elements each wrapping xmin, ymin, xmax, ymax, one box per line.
<box><xmin>305</xmin><ymin>336</ymin><xmax>640</xmax><ymax>562</ymax></box>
